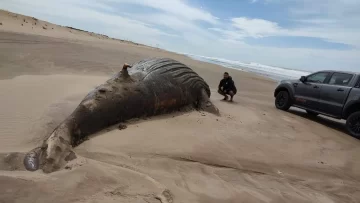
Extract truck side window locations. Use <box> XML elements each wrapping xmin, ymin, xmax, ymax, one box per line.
<box><xmin>328</xmin><ymin>73</ymin><xmax>353</xmax><ymax>86</ymax></box>
<box><xmin>306</xmin><ymin>72</ymin><xmax>329</xmax><ymax>83</ymax></box>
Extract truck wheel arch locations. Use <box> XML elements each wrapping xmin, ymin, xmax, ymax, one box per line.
<box><xmin>274</xmin><ymin>85</ymin><xmax>295</xmax><ymax>101</ymax></box>
<box><xmin>343</xmin><ymin>102</ymin><xmax>360</xmax><ymax>119</ymax></box>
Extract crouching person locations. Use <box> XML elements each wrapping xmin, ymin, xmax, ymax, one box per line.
<box><xmin>218</xmin><ymin>72</ymin><xmax>237</xmax><ymax>102</ymax></box>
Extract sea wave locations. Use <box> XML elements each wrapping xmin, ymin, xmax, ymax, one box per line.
<box><xmin>185</xmin><ymin>54</ymin><xmax>311</xmax><ymax>81</ymax></box>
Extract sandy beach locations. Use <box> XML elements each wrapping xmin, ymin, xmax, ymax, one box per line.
<box><xmin>0</xmin><ymin>10</ymin><xmax>360</xmax><ymax>203</ymax></box>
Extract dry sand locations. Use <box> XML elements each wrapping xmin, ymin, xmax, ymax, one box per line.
<box><xmin>0</xmin><ymin>10</ymin><xmax>360</xmax><ymax>203</ymax></box>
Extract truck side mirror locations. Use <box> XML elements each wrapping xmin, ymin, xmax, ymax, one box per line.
<box><xmin>300</xmin><ymin>76</ymin><xmax>306</xmax><ymax>83</ymax></box>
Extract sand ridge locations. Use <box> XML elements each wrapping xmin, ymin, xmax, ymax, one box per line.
<box><xmin>0</xmin><ymin>10</ymin><xmax>360</xmax><ymax>203</ymax></box>
<box><xmin>0</xmin><ymin>9</ymin><xmax>150</xmax><ymax>46</ymax></box>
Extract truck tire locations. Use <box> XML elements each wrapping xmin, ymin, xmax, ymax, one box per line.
<box><xmin>306</xmin><ymin>110</ymin><xmax>319</xmax><ymax>117</ymax></box>
<box><xmin>346</xmin><ymin>111</ymin><xmax>360</xmax><ymax>138</ymax></box>
<box><xmin>275</xmin><ymin>90</ymin><xmax>291</xmax><ymax>111</ymax></box>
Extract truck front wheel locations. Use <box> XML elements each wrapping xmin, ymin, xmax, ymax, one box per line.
<box><xmin>346</xmin><ymin>111</ymin><xmax>360</xmax><ymax>138</ymax></box>
<box><xmin>275</xmin><ymin>91</ymin><xmax>291</xmax><ymax>111</ymax></box>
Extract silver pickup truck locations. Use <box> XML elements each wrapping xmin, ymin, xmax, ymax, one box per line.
<box><xmin>274</xmin><ymin>70</ymin><xmax>360</xmax><ymax>138</ymax></box>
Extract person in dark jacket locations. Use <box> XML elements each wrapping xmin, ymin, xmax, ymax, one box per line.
<box><xmin>218</xmin><ymin>72</ymin><xmax>237</xmax><ymax>101</ymax></box>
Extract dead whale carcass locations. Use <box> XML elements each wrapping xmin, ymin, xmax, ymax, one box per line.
<box><xmin>24</xmin><ymin>57</ymin><xmax>219</xmax><ymax>173</ymax></box>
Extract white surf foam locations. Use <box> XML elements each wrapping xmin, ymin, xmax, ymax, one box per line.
<box><xmin>185</xmin><ymin>54</ymin><xmax>311</xmax><ymax>81</ymax></box>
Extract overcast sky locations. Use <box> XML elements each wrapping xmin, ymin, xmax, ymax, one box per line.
<box><xmin>2</xmin><ymin>0</ymin><xmax>360</xmax><ymax>71</ymax></box>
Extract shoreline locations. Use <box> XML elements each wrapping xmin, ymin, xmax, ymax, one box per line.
<box><xmin>186</xmin><ymin>54</ymin><xmax>311</xmax><ymax>81</ymax></box>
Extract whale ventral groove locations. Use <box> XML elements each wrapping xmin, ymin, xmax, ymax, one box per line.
<box><xmin>24</xmin><ymin>57</ymin><xmax>219</xmax><ymax>173</ymax></box>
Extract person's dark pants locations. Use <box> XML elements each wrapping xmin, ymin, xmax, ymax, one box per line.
<box><xmin>218</xmin><ymin>89</ymin><xmax>236</xmax><ymax>100</ymax></box>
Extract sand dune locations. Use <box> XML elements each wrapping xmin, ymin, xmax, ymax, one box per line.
<box><xmin>0</xmin><ymin>10</ymin><xmax>360</xmax><ymax>203</ymax></box>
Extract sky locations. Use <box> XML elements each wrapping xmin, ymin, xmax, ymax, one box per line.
<box><xmin>1</xmin><ymin>0</ymin><xmax>360</xmax><ymax>72</ymax></box>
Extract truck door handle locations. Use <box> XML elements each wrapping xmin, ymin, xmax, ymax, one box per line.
<box><xmin>337</xmin><ymin>88</ymin><xmax>344</xmax><ymax>92</ymax></box>
<box><xmin>313</xmin><ymin>85</ymin><xmax>319</xmax><ymax>89</ymax></box>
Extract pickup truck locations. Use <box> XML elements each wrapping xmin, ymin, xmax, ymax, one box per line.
<box><xmin>274</xmin><ymin>70</ymin><xmax>360</xmax><ymax>138</ymax></box>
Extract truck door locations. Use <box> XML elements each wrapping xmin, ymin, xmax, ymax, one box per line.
<box><xmin>294</xmin><ymin>72</ymin><xmax>331</xmax><ymax>110</ymax></box>
<box><xmin>319</xmin><ymin>72</ymin><xmax>354</xmax><ymax>116</ymax></box>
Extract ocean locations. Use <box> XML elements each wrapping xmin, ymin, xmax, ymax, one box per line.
<box><xmin>186</xmin><ymin>54</ymin><xmax>311</xmax><ymax>81</ymax></box>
